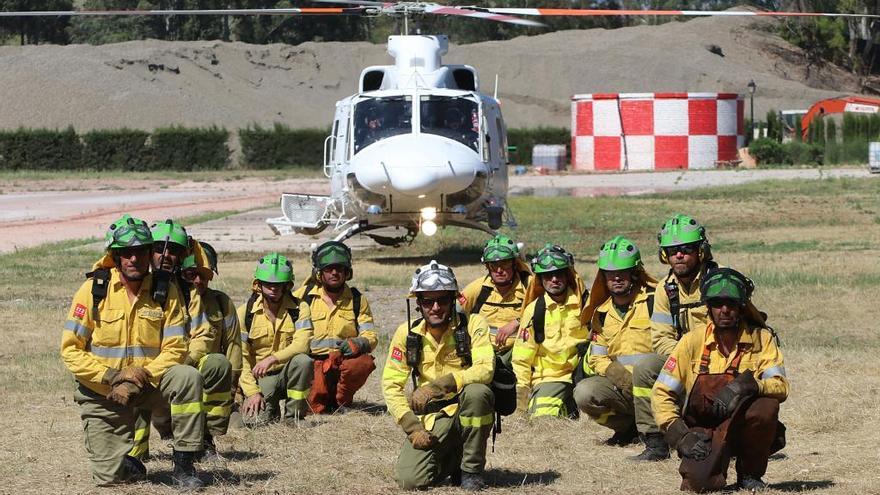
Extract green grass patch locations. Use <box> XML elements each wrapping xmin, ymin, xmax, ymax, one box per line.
<box><xmin>0</xmin><ymin>167</ymin><xmax>323</xmax><ymax>182</ymax></box>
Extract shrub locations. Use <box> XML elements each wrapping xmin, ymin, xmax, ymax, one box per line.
<box><xmin>149</xmin><ymin>126</ymin><xmax>229</xmax><ymax>170</ymax></box>
<box><xmin>240</xmin><ymin>124</ymin><xmax>328</xmax><ymax>169</ymax></box>
<box><xmin>81</xmin><ymin>129</ymin><xmax>150</xmax><ymax>171</ymax></box>
<box><xmin>0</xmin><ymin>127</ymin><xmax>81</xmax><ymax>171</ymax></box>
<box><xmin>506</xmin><ymin>127</ymin><xmax>570</xmax><ymax>165</ymax></box>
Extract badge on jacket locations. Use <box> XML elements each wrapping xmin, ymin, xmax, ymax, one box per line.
<box><xmin>73</xmin><ymin>303</ymin><xmax>87</xmax><ymax>319</ymax></box>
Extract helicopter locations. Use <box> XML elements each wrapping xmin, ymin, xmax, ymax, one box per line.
<box><xmin>4</xmin><ymin>4</ymin><xmax>879</xmax><ymax>245</ymax></box>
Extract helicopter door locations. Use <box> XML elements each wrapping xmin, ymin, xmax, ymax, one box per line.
<box><xmin>324</xmin><ymin>119</ymin><xmax>339</xmax><ymax>177</ymax></box>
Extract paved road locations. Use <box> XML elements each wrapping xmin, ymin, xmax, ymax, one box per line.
<box><xmin>0</xmin><ymin>168</ymin><xmax>872</xmax><ymax>253</ymax></box>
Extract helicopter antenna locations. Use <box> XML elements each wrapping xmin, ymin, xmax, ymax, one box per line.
<box><xmin>493</xmin><ymin>74</ymin><xmax>499</xmax><ymax>100</ymax></box>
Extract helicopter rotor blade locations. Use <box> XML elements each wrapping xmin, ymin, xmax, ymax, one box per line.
<box><xmin>478</xmin><ymin>8</ymin><xmax>880</xmax><ymax>19</ymax></box>
<box><xmin>423</xmin><ymin>4</ymin><xmax>545</xmax><ymax>27</ymax></box>
<box><xmin>308</xmin><ymin>0</ymin><xmax>391</xmax><ymax>7</ymax></box>
<box><xmin>0</xmin><ymin>8</ymin><xmax>365</xmax><ymax>17</ymax></box>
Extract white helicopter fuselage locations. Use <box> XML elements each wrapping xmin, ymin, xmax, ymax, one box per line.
<box><xmin>269</xmin><ymin>35</ymin><xmax>514</xmax><ymax>243</ymax></box>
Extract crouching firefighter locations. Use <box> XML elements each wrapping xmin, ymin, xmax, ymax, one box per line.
<box><xmin>60</xmin><ymin>214</ymin><xmax>205</xmax><ymax>489</ymax></box>
<box><xmin>382</xmin><ymin>261</ymin><xmax>496</xmax><ymax>491</ymax></box>
<box><xmin>293</xmin><ymin>241</ymin><xmax>378</xmax><ymax>414</ymax></box>
<box><xmin>652</xmin><ymin>268</ymin><xmax>788</xmax><ymax>492</ymax></box>
<box><xmin>574</xmin><ymin>236</ymin><xmax>667</xmax><ymax>458</ymax></box>
<box><xmin>238</xmin><ymin>253</ymin><xmax>315</xmax><ymax>426</ymax></box>
<box><xmin>512</xmin><ymin>244</ymin><xmax>589</xmax><ymax>419</ymax></box>
<box><xmin>179</xmin><ymin>241</ymin><xmax>242</xmax><ymax>460</ymax></box>
<box><xmin>461</xmin><ymin>235</ymin><xmax>531</xmax><ymax>367</ymax></box>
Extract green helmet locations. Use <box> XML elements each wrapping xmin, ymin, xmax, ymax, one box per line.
<box><xmin>700</xmin><ymin>268</ymin><xmax>754</xmax><ymax>306</ymax></box>
<box><xmin>312</xmin><ymin>241</ymin><xmax>352</xmax><ymax>270</ymax></box>
<box><xmin>531</xmin><ymin>244</ymin><xmax>574</xmax><ymax>274</ymax></box>
<box><xmin>151</xmin><ymin>219</ymin><xmax>189</xmax><ymax>248</ymax></box>
<box><xmin>598</xmin><ymin>236</ymin><xmax>642</xmax><ymax>271</ymax></box>
<box><xmin>105</xmin><ymin>214</ymin><xmax>153</xmax><ymax>250</ymax></box>
<box><xmin>658</xmin><ymin>214</ymin><xmax>707</xmax><ymax>248</ymax></box>
<box><xmin>481</xmin><ymin>235</ymin><xmax>519</xmax><ymax>263</ymax></box>
<box><xmin>181</xmin><ymin>254</ymin><xmax>197</xmax><ymax>270</ymax></box>
<box><xmin>254</xmin><ymin>253</ymin><xmax>294</xmax><ymax>284</ymax></box>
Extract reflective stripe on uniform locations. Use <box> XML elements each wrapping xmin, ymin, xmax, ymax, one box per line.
<box><xmin>90</xmin><ymin>345</ymin><xmax>160</xmax><ymax>359</ymax></box>
<box><xmin>530</xmin><ymin>396</ymin><xmax>564</xmax><ymax>417</ymax></box>
<box><xmin>459</xmin><ymin>413</ymin><xmax>494</xmax><ymax>428</ymax></box>
<box><xmin>203</xmin><ymin>404</ymin><xmax>232</xmax><ymax>417</ymax></box>
<box><xmin>189</xmin><ymin>312</ymin><xmax>208</xmax><ymax>329</ymax></box>
<box><xmin>595</xmin><ymin>410</ymin><xmax>615</xmax><ymax>425</ymax></box>
<box><xmin>170</xmin><ymin>401</ymin><xmax>203</xmax><ymax>415</ymax></box>
<box><xmin>761</xmin><ymin>366</ymin><xmax>786</xmax><ymax>379</ymax></box>
<box><xmin>472</xmin><ymin>345</ymin><xmax>494</xmax><ymax>360</ymax></box>
<box><xmin>591</xmin><ymin>345</ymin><xmax>609</xmax><ymax>356</ymax></box>
<box><xmin>224</xmin><ymin>313</ymin><xmax>237</xmax><ymax>328</ymax></box>
<box><xmin>203</xmin><ymin>391</ymin><xmax>231</xmax><ymax>403</ymax></box>
<box><xmin>655</xmin><ymin>372</ymin><xmax>684</xmax><ymax>394</ymax></box>
<box><xmin>64</xmin><ymin>320</ymin><xmax>91</xmax><ymax>339</ymax></box>
<box><xmin>295</xmin><ymin>319</ymin><xmax>313</xmax><ymax>330</ymax></box>
<box><xmin>128</xmin><ymin>427</ymin><xmax>150</xmax><ymax>457</ymax></box>
<box><xmin>240</xmin><ymin>332</ymin><xmax>249</xmax><ymax>343</ymax></box>
<box><xmin>651</xmin><ymin>312</ymin><xmax>674</xmax><ymax>325</ymax></box>
<box><xmin>311</xmin><ymin>338</ymin><xmax>343</xmax><ymax>350</ymax></box>
<box><xmin>358</xmin><ymin>322</ymin><xmax>375</xmax><ymax>331</ymax></box>
<box><xmin>287</xmin><ymin>388</ymin><xmax>310</xmax><ymax>400</ymax></box>
<box><xmin>162</xmin><ymin>325</ymin><xmax>187</xmax><ymax>339</ymax></box>
<box><xmin>488</xmin><ymin>326</ymin><xmax>499</xmax><ymax>335</ymax></box>
<box><xmin>632</xmin><ymin>386</ymin><xmax>653</xmax><ymax>398</ymax></box>
<box><xmin>617</xmin><ymin>353</ymin><xmax>653</xmax><ymax>366</ymax></box>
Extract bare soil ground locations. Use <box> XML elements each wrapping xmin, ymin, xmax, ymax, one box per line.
<box><xmin>1</xmin><ymin>176</ymin><xmax>880</xmax><ymax>494</ymax></box>
<box><xmin>0</xmin><ymin>167</ymin><xmax>869</xmax><ymax>253</ymax></box>
<box><xmin>0</xmin><ymin>12</ymin><xmax>863</xmax><ymax>132</ymax></box>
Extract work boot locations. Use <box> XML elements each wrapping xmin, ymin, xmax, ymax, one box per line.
<box><xmin>604</xmin><ymin>423</ymin><xmax>639</xmax><ymax>446</ymax></box>
<box><xmin>197</xmin><ymin>433</ymin><xmax>222</xmax><ymax>463</ymax></box>
<box><xmin>120</xmin><ymin>454</ymin><xmax>147</xmax><ymax>483</ymax></box>
<box><xmin>737</xmin><ymin>476</ymin><xmax>767</xmax><ymax>492</ymax></box>
<box><xmin>172</xmin><ymin>450</ymin><xmax>204</xmax><ymax>490</ymax></box>
<box><xmin>628</xmin><ymin>433</ymin><xmax>670</xmax><ymax>461</ymax></box>
<box><xmin>460</xmin><ymin>472</ymin><xmax>487</xmax><ymax>491</ymax></box>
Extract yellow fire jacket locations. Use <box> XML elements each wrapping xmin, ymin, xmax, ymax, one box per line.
<box><xmin>512</xmin><ymin>289</ymin><xmax>588</xmax><ymax>388</ymax></box>
<box><xmin>237</xmin><ymin>294</ymin><xmax>313</xmax><ymax>397</ymax></box>
<box><xmin>588</xmin><ymin>285</ymin><xmax>656</xmax><ymax>376</ymax></box>
<box><xmin>382</xmin><ymin>313</ymin><xmax>494</xmax><ymax>431</ymax></box>
<box><xmin>186</xmin><ymin>287</ymin><xmax>242</xmax><ymax>381</ymax></box>
<box><xmin>651</xmin><ymin>321</ymin><xmax>789</xmax><ymax>431</ymax></box>
<box><xmin>60</xmin><ymin>268</ymin><xmax>188</xmax><ymax>396</ymax></box>
<box><xmin>651</xmin><ymin>269</ymin><xmax>711</xmax><ymax>356</ymax></box>
<box><xmin>460</xmin><ymin>274</ymin><xmax>526</xmax><ymax>353</ymax></box>
<box><xmin>292</xmin><ymin>283</ymin><xmax>377</xmax><ymax>356</ymax></box>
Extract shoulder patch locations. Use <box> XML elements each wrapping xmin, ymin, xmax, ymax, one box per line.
<box><xmin>519</xmin><ymin>329</ymin><xmax>530</xmax><ymax>342</ymax></box>
<box><xmin>590</xmin><ymin>332</ymin><xmax>598</xmax><ymax>342</ymax></box>
<box><xmin>663</xmin><ymin>357</ymin><xmax>677</xmax><ymax>373</ymax></box>
<box><xmin>391</xmin><ymin>347</ymin><xmax>404</xmax><ymax>363</ymax></box>
<box><xmin>458</xmin><ymin>294</ymin><xmax>468</xmax><ymax>306</ymax></box>
<box><xmin>73</xmin><ymin>303</ymin><xmax>87</xmax><ymax>319</ymax></box>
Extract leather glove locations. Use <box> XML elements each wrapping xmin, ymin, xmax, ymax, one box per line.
<box><xmin>605</xmin><ymin>361</ymin><xmax>633</xmax><ymax>398</ymax></box>
<box><xmin>712</xmin><ymin>371</ymin><xmax>758</xmax><ymax>419</ymax></box>
<box><xmin>666</xmin><ymin>419</ymin><xmax>711</xmax><ymax>461</ymax></box>
<box><xmin>106</xmin><ymin>382</ymin><xmax>142</xmax><ymax>407</ymax></box>
<box><xmin>409</xmin><ymin>374</ymin><xmax>456</xmax><ymax>414</ymax></box>
<box><xmin>111</xmin><ymin>367</ymin><xmax>152</xmax><ymax>388</ymax></box>
<box><xmin>516</xmin><ymin>385</ymin><xmax>531</xmax><ymax>412</ymax></box>
<box><xmin>408</xmin><ymin>429</ymin><xmax>438</xmax><ymax>450</ymax></box>
<box><xmin>340</xmin><ymin>337</ymin><xmax>371</xmax><ymax>357</ymax></box>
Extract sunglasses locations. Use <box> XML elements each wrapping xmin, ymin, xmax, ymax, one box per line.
<box><xmin>116</xmin><ymin>246</ymin><xmax>150</xmax><ymax>259</ymax></box>
<box><xmin>664</xmin><ymin>243</ymin><xmax>700</xmax><ymax>257</ymax></box>
<box><xmin>152</xmin><ymin>244</ymin><xmax>187</xmax><ymax>257</ymax></box>
<box><xmin>417</xmin><ymin>295</ymin><xmax>454</xmax><ymax>308</ymax></box>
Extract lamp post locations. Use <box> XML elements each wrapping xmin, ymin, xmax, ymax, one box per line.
<box><xmin>747</xmin><ymin>79</ymin><xmax>757</xmax><ymax>143</ymax></box>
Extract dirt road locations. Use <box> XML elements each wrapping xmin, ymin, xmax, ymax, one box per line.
<box><xmin>0</xmin><ymin>167</ymin><xmax>869</xmax><ymax>253</ymax></box>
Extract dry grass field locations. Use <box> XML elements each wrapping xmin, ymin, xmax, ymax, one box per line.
<box><xmin>2</xmin><ymin>175</ymin><xmax>880</xmax><ymax>494</ymax></box>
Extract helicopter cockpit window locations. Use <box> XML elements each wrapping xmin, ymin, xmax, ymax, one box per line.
<box><xmin>353</xmin><ymin>97</ymin><xmax>412</xmax><ymax>153</ymax></box>
<box><xmin>420</xmin><ymin>96</ymin><xmax>479</xmax><ymax>152</ymax></box>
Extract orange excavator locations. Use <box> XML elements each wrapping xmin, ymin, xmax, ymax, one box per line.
<box><xmin>801</xmin><ymin>96</ymin><xmax>880</xmax><ymax>140</ymax></box>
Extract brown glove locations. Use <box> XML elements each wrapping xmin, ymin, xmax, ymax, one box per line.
<box><xmin>605</xmin><ymin>361</ymin><xmax>633</xmax><ymax>398</ymax></box>
<box><xmin>106</xmin><ymin>382</ymin><xmax>142</xmax><ymax>407</ymax></box>
<box><xmin>408</xmin><ymin>429</ymin><xmax>438</xmax><ymax>450</ymax></box>
<box><xmin>110</xmin><ymin>367</ymin><xmax>152</xmax><ymax>388</ymax></box>
<box><xmin>409</xmin><ymin>374</ymin><xmax>456</xmax><ymax>414</ymax></box>
<box><xmin>516</xmin><ymin>385</ymin><xmax>531</xmax><ymax>412</ymax></box>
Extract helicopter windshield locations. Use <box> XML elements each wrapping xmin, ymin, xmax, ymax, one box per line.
<box><xmin>420</xmin><ymin>96</ymin><xmax>479</xmax><ymax>152</ymax></box>
<box><xmin>353</xmin><ymin>96</ymin><xmax>412</xmax><ymax>153</ymax></box>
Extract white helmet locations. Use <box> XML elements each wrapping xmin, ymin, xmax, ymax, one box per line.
<box><xmin>409</xmin><ymin>260</ymin><xmax>458</xmax><ymax>295</ymax></box>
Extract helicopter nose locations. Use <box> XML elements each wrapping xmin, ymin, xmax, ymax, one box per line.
<box><xmin>387</xmin><ymin>168</ymin><xmax>438</xmax><ymax>196</ymax></box>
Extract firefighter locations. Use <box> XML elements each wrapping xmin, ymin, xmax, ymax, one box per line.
<box><xmin>382</xmin><ymin>261</ymin><xmax>495</xmax><ymax>491</ymax></box>
<box><xmin>652</xmin><ymin>268</ymin><xmax>788</xmax><ymax>492</ymax></box>
<box><xmin>461</xmin><ymin>234</ymin><xmax>530</xmax><ymax>366</ymax></box>
<box><xmin>238</xmin><ymin>253</ymin><xmax>315</xmax><ymax>425</ymax></box>
<box><xmin>60</xmin><ymin>214</ymin><xmax>204</xmax><ymax>489</ymax></box>
<box><xmin>292</xmin><ymin>241</ymin><xmax>377</xmax><ymax>414</ymax></box>
<box><xmin>631</xmin><ymin>215</ymin><xmax>719</xmax><ymax>447</ymax></box>
<box><xmin>179</xmin><ymin>241</ymin><xmax>241</xmax><ymax>459</ymax></box>
<box><xmin>574</xmin><ymin>236</ymin><xmax>669</xmax><ymax>459</ymax></box>
<box><xmin>512</xmin><ymin>244</ymin><xmax>589</xmax><ymax>419</ymax></box>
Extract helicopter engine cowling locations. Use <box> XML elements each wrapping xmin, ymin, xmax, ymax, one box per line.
<box><xmin>351</xmin><ymin>133</ymin><xmax>484</xmax><ymax>197</ymax></box>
